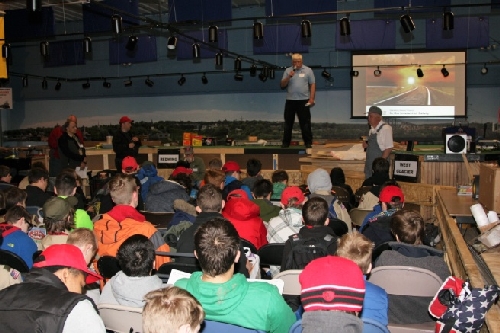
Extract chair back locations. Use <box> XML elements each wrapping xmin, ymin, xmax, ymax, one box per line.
<box><xmin>258</xmin><ymin>243</ymin><xmax>285</xmax><ymax>267</ymax></box>
<box><xmin>240</xmin><ymin>238</ymin><xmax>258</xmax><ymax>254</ymax></box>
<box><xmin>349</xmin><ymin>208</ymin><xmax>372</xmax><ymax>228</ymax></box>
<box><xmin>140</xmin><ymin>211</ymin><xmax>175</xmax><ymax>229</ymax></box>
<box><xmin>157</xmin><ymin>262</ymin><xmax>199</xmax><ymax>282</ymax></box>
<box><xmin>97</xmin><ymin>256</ymin><xmax>121</xmax><ymax>280</ymax></box>
<box><xmin>98</xmin><ymin>303</ymin><xmax>143</xmax><ymax>333</ymax></box>
<box><xmin>369</xmin><ymin>266</ymin><xmax>442</xmax><ymax>297</ymax></box>
<box><xmin>273</xmin><ymin>270</ymin><xmax>302</xmax><ymax>296</ymax></box>
<box><xmin>201</xmin><ymin>320</ymin><xmax>265</xmax><ymax>333</ymax></box>
<box><xmin>355</xmin><ymin>186</ymin><xmax>372</xmax><ymax>202</ymax></box>
<box><xmin>331</xmin><ymin>186</ymin><xmax>350</xmax><ymax>204</ymax></box>
<box><xmin>25</xmin><ymin>205</ymin><xmax>42</xmax><ymax>218</ymax></box>
<box><xmin>0</xmin><ymin>249</ymin><xmax>29</xmax><ymax>273</ymax></box>
<box><xmin>363</xmin><ymin>318</ymin><xmax>389</xmax><ymax>333</ymax></box>
<box><xmin>288</xmin><ymin>320</ymin><xmax>302</xmax><ymax>333</ymax></box>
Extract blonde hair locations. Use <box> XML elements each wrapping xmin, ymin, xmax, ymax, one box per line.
<box><xmin>143</xmin><ymin>286</ymin><xmax>205</xmax><ymax>333</ymax></box>
<box><xmin>108</xmin><ymin>174</ymin><xmax>137</xmax><ymax>205</ymax></box>
<box><xmin>67</xmin><ymin>228</ymin><xmax>98</xmax><ymax>255</ymax></box>
<box><xmin>336</xmin><ymin>232</ymin><xmax>374</xmax><ymax>274</ymax></box>
<box><xmin>292</xmin><ymin>53</ymin><xmax>302</xmax><ymax>60</ymax></box>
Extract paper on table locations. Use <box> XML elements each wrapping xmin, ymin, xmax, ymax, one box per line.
<box><xmin>165</xmin><ymin>269</ymin><xmax>285</xmax><ymax>294</ymax></box>
<box><xmin>75</xmin><ymin>167</ymin><xmax>88</xmax><ymax>179</ymax></box>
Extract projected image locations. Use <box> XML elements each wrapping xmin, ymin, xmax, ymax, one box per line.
<box><xmin>352</xmin><ymin>51</ymin><xmax>466</xmax><ymax>118</ymax></box>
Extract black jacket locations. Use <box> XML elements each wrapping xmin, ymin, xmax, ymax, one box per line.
<box><xmin>0</xmin><ymin>268</ymin><xmax>97</xmax><ymax>333</ymax></box>
<box><xmin>25</xmin><ymin>185</ymin><xmax>53</xmax><ymax>208</ymax></box>
<box><xmin>58</xmin><ymin>132</ymin><xmax>86</xmax><ymax>169</ymax></box>
<box><xmin>112</xmin><ymin>130</ymin><xmax>141</xmax><ymax>160</ymax></box>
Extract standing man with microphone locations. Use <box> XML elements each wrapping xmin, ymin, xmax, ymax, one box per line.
<box><xmin>113</xmin><ymin>116</ymin><xmax>142</xmax><ymax>172</ymax></box>
<box><xmin>280</xmin><ymin>53</ymin><xmax>316</xmax><ymax>149</ymax></box>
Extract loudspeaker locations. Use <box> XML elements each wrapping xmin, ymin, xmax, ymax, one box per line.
<box><xmin>446</xmin><ymin>133</ymin><xmax>467</xmax><ymax>154</ymax></box>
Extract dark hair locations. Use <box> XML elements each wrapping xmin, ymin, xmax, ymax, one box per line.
<box><xmin>28</xmin><ymin>167</ymin><xmax>49</xmax><ymax>184</ymax></box>
<box><xmin>45</xmin><ymin>208</ymin><xmax>75</xmax><ymax>233</ymax></box>
<box><xmin>169</xmin><ymin>173</ymin><xmax>192</xmax><ymax>194</ymax></box>
<box><xmin>330</xmin><ymin>167</ymin><xmax>346</xmax><ymax>185</ymax></box>
<box><xmin>0</xmin><ymin>165</ymin><xmax>11</xmax><ymax>178</ymax></box>
<box><xmin>4</xmin><ymin>187</ymin><xmax>27</xmax><ymax>210</ymax></box>
<box><xmin>55</xmin><ymin>172</ymin><xmax>77</xmax><ymax>196</ymax></box>
<box><xmin>197</xmin><ymin>184</ymin><xmax>222</xmax><ymax>212</ymax></box>
<box><xmin>204</xmin><ymin>170</ymin><xmax>225</xmax><ymax>189</ymax></box>
<box><xmin>246</xmin><ymin>158</ymin><xmax>262</xmax><ymax>177</ymax></box>
<box><xmin>391</xmin><ymin>210</ymin><xmax>425</xmax><ymax>245</ymax></box>
<box><xmin>194</xmin><ymin>217</ymin><xmax>239</xmax><ymax>277</ymax></box>
<box><xmin>5</xmin><ymin>206</ymin><xmax>31</xmax><ymax>225</ymax></box>
<box><xmin>42</xmin><ymin>266</ymin><xmax>85</xmax><ymax>280</ymax></box>
<box><xmin>372</xmin><ymin>157</ymin><xmax>390</xmax><ymax>174</ymax></box>
<box><xmin>175</xmin><ymin>160</ymin><xmax>191</xmax><ymax>169</ymax></box>
<box><xmin>272</xmin><ymin>170</ymin><xmax>289</xmax><ymax>183</ymax></box>
<box><xmin>117</xmin><ymin>234</ymin><xmax>155</xmax><ymax>277</ymax></box>
<box><xmin>302</xmin><ymin>197</ymin><xmax>328</xmax><ymax>226</ymax></box>
<box><xmin>208</xmin><ymin>158</ymin><xmax>222</xmax><ymax>170</ymax></box>
<box><xmin>253</xmin><ymin>179</ymin><xmax>273</xmax><ymax>198</ymax></box>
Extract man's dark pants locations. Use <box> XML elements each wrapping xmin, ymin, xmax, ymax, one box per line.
<box><xmin>282</xmin><ymin>99</ymin><xmax>312</xmax><ymax>147</ymax></box>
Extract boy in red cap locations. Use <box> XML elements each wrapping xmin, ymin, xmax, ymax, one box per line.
<box><xmin>112</xmin><ymin>116</ymin><xmax>141</xmax><ymax>173</ymax></box>
<box><xmin>222</xmin><ymin>160</ymin><xmax>252</xmax><ymax>200</ymax></box>
<box><xmin>0</xmin><ymin>244</ymin><xmax>105</xmax><ymax>332</ymax></box>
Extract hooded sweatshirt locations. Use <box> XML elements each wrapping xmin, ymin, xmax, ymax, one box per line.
<box><xmin>222</xmin><ymin>197</ymin><xmax>268</xmax><ymax>250</ymax></box>
<box><xmin>99</xmin><ymin>271</ymin><xmax>163</xmax><ymax>307</ymax></box>
<box><xmin>302</xmin><ymin>311</ymin><xmax>363</xmax><ymax>333</ymax></box>
<box><xmin>307</xmin><ymin>168</ymin><xmax>332</xmax><ymax>194</ymax></box>
<box><xmin>145</xmin><ymin>180</ymin><xmax>190</xmax><ymax>212</ymax></box>
<box><xmin>252</xmin><ymin>198</ymin><xmax>281</xmax><ymax>222</ymax></box>
<box><xmin>267</xmin><ymin>208</ymin><xmax>303</xmax><ymax>244</ymax></box>
<box><xmin>0</xmin><ymin>224</ymin><xmax>37</xmax><ymax>268</ymax></box>
<box><xmin>136</xmin><ymin>163</ymin><xmax>164</xmax><ymax>202</ymax></box>
<box><xmin>175</xmin><ymin>272</ymin><xmax>296</xmax><ymax>333</ymax></box>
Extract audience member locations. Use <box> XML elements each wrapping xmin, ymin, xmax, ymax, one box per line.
<box><xmin>67</xmin><ymin>228</ymin><xmax>98</xmax><ymax>264</ymax></box>
<box><xmin>299</xmin><ymin>256</ymin><xmax>365</xmax><ymax>333</ymax></box>
<box><xmin>362</xmin><ymin>185</ymin><xmax>404</xmax><ymax>248</ymax></box>
<box><xmin>58</xmin><ymin>119</ymin><xmax>87</xmax><ymax>170</ymax></box>
<box><xmin>0</xmin><ymin>232</ymin><xmax>22</xmax><ymax>290</ymax></box>
<box><xmin>222</xmin><ymin>189</ymin><xmax>268</xmax><ymax>250</ymax></box>
<box><xmin>252</xmin><ymin>179</ymin><xmax>281</xmax><ymax>222</ymax></box>
<box><xmin>207</xmin><ymin>157</ymin><xmax>223</xmax><ymax>170</ymax></box>
<box><xmin>143</xmin><ymin>286</ymin><xmax>205</xmax><ymax>333</ymax></box>
<box><xmin>184</xmin><ymin>146</ymin><xmax>206</xmax><ymax>184</ymax></box>
<box><xmin>203</xmin><ymin>169</ymin><xmax>225</xmax><ymax>190</ymax></box>
<box><xmin>1</xmin><ymin>187</ymin><xmax>27</xmax><ymax>222</ymax></box>
<box><xmin>0</xmin><ymin>206</ymin><xmax>37</xmax><ymax>268</ymax></box>
<box><xmin>175</xmin><ymin>217</ymin><xmax>295</xmax><ymax>333</ymax></box>
<box><xmin>136</xmin><ymin>162</ymin><xmax>163</xmax><ymax>203</ymax></box>
<box><xmin>270</xmin><ymin>170</ymin><xmax>288</xmax><ymax>201</ymax></box>
<box><xmin>60</xmin><ymin>168</ymin><xmax>87</xmax><ymax>209</ymax></box>
<box><xmin>41</xmin><ymin>196</ymin><xmax>75</xmax><ymax>249</ymax></box>
<box><xmin>222</xmin><ymin>161</ymin><xmax>252</xmax><ymax>199</ymax></box>
<box><xmin>330</xmin><ymin>167</ymin><xmax>355</xmax><ymax>210</ymax></box>
<box><xmin>267</xmin><ymin>186</ymin><xmax>306</xmax><ymax>244</ymax></box>
<box><xmin>18</xmin><ymin>162</ymin><xmax>47</xmax><ymax>190</ymax></box>
<box><xmin>361</xmin><ymin>157</ymin><xmax>390</xmax><ymax>199</ymax></box>
<box><xmin>55</xmin><ymin>172</ymin><xmax>93</xmax><ymax>230</ymax></box>
<box><xmin>145</xmin><ymin>167</ymin><xmax>191</xmax><ymax>212</ymax></box>
<box><xmin>48</xmin><ymin>115</ymin><xmax>84</xmax><ymax>177</ymax></box>
<box><xmin>168</xmin><ymin>199</ymin><xmax>196</xmax><ymax>227</ymax></box>
<box><xmin>242</xmin><ymin>158</ymin><xmax>263</xmax><ymax>192</ymax></box>
<box><xmin>120</xmin><ymin>156</ymin><xmax>145</xmax><ymax>210</ymax></box>
<box><xmin>337</xmin><ymin>232</ymin><xmax>388</xmax><ymax>326</ymax></box>
<box><xmin>0</xmin><ymin>165</ymin><xmax>13</xmax><ymax>187</ymax></box>
<box><xmin>176</xmin><ymin>184</ymin><xmax>249</xmax><ymax>277</ymax></box>
<box><xmin>94</xmin><ymin>174</ymin><xmax>170</xmax><ymax>269</ymax></box>
<box><xmin>0</xmin><ymin>244</ymin><xmax>105</xmax><ymax>332</ymax></box>
<box><xmin>25</xmin><ymin>167</ymin><xmax>52</xmax><ymax>208</ymax></box>
<box><xmin>112</xmin><ymin>116</ymin><xmax>141</xmax><ymax>173</ymax></box>
<box><xmin>99</xmin><ymin>234</ymin><xmax>163</xmax><ymax>307</ymax></box>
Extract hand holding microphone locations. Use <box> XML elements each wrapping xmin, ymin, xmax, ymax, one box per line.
<box><xmin>289</xmin><ymin>66</ymin><xmax>296</xmax><ymax>78</ymax></box>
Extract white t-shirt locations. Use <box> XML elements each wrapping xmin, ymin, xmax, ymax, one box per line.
<box><xmin>369</xmin><ymin>121</ymin><xmax>393</xmax><ymax>151</ymax></box>
<box><xmin>63</xmin><ymin>299</ymin><xmax>106</xmax><ymax>333</ymax></box>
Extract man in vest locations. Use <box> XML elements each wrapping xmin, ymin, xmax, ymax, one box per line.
<box><xmin>363</xmin><ymin>106</ymin><xmax>393</xmax><ymax>178</ymax></box>
<box><xmin>0</xmin><ymin>244</ymin><xmax>105</xmax><ymax>332</ymax></box>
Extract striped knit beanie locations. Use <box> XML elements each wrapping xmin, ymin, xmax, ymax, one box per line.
<box><xmin>299</xmin><ymin>256</ymin><xmax>366</xmax><ymax>312</ymax></box>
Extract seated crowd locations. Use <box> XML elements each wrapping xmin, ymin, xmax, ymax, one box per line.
<box><xmin>0</xmin><ymin>152</ymin><xmax>451</xmax><ymax>333</ymax></box>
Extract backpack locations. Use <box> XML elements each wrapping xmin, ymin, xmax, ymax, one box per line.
<box><xmin>328</xmin><ymin>197</ymin><xmax>352</xmax><ymax>232</ymax></box>
<box><xmin>284</xmin><ymin>233</ymin><xmax>335</xmax><ymax>270</ymax></box>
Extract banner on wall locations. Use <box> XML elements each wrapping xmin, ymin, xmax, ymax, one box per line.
<box><xmin>0</xmin><ymin>17</ymin><xmax>6</xmax><ymax>79</ymax></box>
<box><xmin>0</xmin><ymin>88</ymin><xmax>13</xmax><ymax>109</ymax></box>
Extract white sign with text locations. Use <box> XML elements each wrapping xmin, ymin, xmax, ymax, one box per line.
<box><xmin>394</xmin><ymin>160</ymin><xmax>418</xmax><ymax>178</ymax></box>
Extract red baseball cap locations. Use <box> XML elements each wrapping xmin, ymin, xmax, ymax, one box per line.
<box><xmin>281</xmin><ymin>186</ymin><xmax>306</xmax><ymax>206</ymax></box>
<box><xmin>119</xmin><ymin>116</ymin><xmax>133</xmax><ymax>124</ymax></box>
<box><xmin>172</xmin><ymin>166</ymin><xmax>193</xmax><ymax>177</ymax></box>
<box><xmin>33</xmin><ymin>244</ymin><xmax>102</xmax><ymax>284</ymax></box>
<box><xmin>227</xmin><ymin>189</ymin><xmax>249</xmax><ymax>200</ymax></box>
<box><xmin>222</xmin><ymin>161</ymin><xmax>241</xmax><ymax>173</ymax></box>
<box><xmin>122</xmin><ymin>156</ymin><xmax>139</xmax><ymax>172</ymax></box>
<box><xmin>379</xmin><ymin>185</ymin><xmax>405</xmax><ymax>203</ymax></box>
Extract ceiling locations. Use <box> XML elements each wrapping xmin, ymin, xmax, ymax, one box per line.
<box><xmin>0</xmin><ymin>0</ymin><xmax>264</xmax><ymax>22</ymax></box>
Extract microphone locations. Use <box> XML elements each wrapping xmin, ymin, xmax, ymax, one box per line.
<box><xmin>291</xmin><ymin>66</ymin><xmax>296</xmax><ymax>72</ymax></box>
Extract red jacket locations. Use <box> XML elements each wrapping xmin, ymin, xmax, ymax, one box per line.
<box><xmin>222</xmin><ymin>197</ymin><xmax>268</xmax><ymax>250</ymax></box>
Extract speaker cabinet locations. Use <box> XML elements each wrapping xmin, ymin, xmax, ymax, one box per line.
<box><xmin>446</xmin><ymin>133</ymin><xmax>467</xmax><ymax>154</ymax></box>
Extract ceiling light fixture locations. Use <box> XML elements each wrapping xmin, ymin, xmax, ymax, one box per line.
<box><xmin>83</xmin><ymin>37</ymin><xmax>92</xmax><ymax>54</ymax></box>
<box><xmin>374</xmin><ymin>66</ymin><xmax>382</xmax><ymax>77</ymax></box>
<box><xmin>126</xmin><ymin>36</ymin><xmax>138</xmax><ymax>51</ymax></box>
<box><xmin>40</xmin><ymin>41</ymin><xmax>49</xmax><ymax>58</ymax></box>
<box><xmin>28</xmin><ymin>0</ymin><xmax>42</xmax><ymax>12</ymax></box>
<box><xmin>441</xmin><ymin>65</ymin><xmax>449</xmax><ymax>77</ymax></box>
<box><xmin>321</xmin><ymin>69</ymin><xmax>331</xmax><ymax>79</ymax></box>
<box><xmin>42</xmin><ymin>77</ymin><xmax>48</xmax><ymax>90</ymax></box>
<box><xmin>400</xmin><ymin>14</ymin><xmax>415</xmax><ymax>33</ymax></box>
<box><xmin>215</xmin><ymin>52</ymin><xmax>223</xmax><ymax>66</ymax></box>
<box><xmin>201</xmin><ymin>73</ymin><xmax>208</xmax><ymax>84</ymax></box>
<box><xmin>351</xmin><ymin>70</ymin><xmax>359</xmax><ymax>77</ymax></box>
<box><xmin>192</xmin><ymin>43</ymin><xmax>200</xmax><ymax>59</ymax></box>
<box><xmin>417</xmin><ymin>65</ymin><xmax>424</xmax><ymax>77</ymax></box>
<box><xmin>301</xmin><ymin>20</ymin><xmax>311</xmax><ymax>38</ymax></box>
<box><xmin>111</xmin><ymin>14</ymin><xmax>123</xmax><ymax>34</ymax></box>
<box><xmin>253</xmin><ymin>21</ymin><xmax>263</xmax><ymax>39</ymax></box>
<box><xmin>250</xmin><ymin>64</ymin><xmax>257</xmax><ymax>77</ymax></box>
<box><xmin>167</xmin><ymin>36</ymin><xmax>177</xmax><ymax>50</ymax></box>
<box><xmin>1</xmin><ymin>43</ymin><xmax>10</xmax><ymax>59</ymax></box>
<box><xmin>124</xmin><ymin>77</ymin><xmax>133</xmax><ymax>87</ymax></box>
<box><xmin>82</xmin><ymin>79</ymin><xmax>90</xmax><ymax>89</ymax></box>
<box><xmin>259</xmin><ymin>68</ymin><xmax>267</xmax><ymax>82</ymax></box>
<box><xmin>103</xmin><ymin>79</ymin><xmax>111</xmax><ymax>88</ymax></box>
<box><xmin>22</xmin><ymin>76</ymin><xmax>28</xmax><ymax>87</ymax></box>
<box><xmin>234</xmin><ymin>72</ymin><xmax>244</xmax><ymax>81</ymax></box>
<box><xmin>145</xmin><ymin>77</ymin><xmax>154</xmax><ymax>87</ymax></box>
<box><xmin>234</xmin><ymin>57</ymin><xmax>242</xmax><ymax>71</ymax></box>
<box><xmin>269</xmin><ymin>68</ymin><xmax>275</xmax><ymax>79</ymax></box>
<box><xmin>481</xmin><ymin>63</ymin><xmax>488</xmax><ymax>75</ymax></box>
<box><xmin>443</xmin><ymin>10</ymin><xmax>454</xmax><ymax>31</ymax></box>
<box><xmin>178</xmin><ymin>75</ymin><xmax>186</xmax><ymax>86</ymax></box>
<box><xmin>55</xmin><ymin>80</ymin><xmax>61</xmax><ymax>91</ymax></box>
<box><xmin>340</xmin><ymin>17</ymin><xmax>350</xmax><ymax>36</ymax></box>
<box><xmin>208</xmin><ymin>25</ymin><xmax>218</xmax><ymax>43</ymax></box>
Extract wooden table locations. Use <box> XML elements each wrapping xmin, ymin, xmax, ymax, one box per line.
<box><xmin>438</xmin><ymin>189</ymin><xmax>478</xmax><ymax>229</ymax></box>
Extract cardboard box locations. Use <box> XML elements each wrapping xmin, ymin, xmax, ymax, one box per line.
<box><xmin>183</xmin><ymin>132</ymin><xmax>192</xmax><ymax>140</ymax></box>
<box><xmin>182</xmin><ymin>139</ymin><xmax>191</xmax><ymax>146</ymax></box>
<box><xmin>479</xmin><ymin>164</ymin><xmax>500</xmax><ymax>211</ymax></box>
<box><xmin>248</xmin><ymin>136</ymin><xmax>258</xmax><ymax>142</ymax></box>
<box><xmin>192</xmin><ymin>135</ymin><xmax>203</xmax><ymax>147</ymax></box>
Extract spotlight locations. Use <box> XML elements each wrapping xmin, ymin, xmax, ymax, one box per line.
<box><xmin>269</xmin><ymin>68</ymin><xmax>275</xmax><ymax>79</ymax></box>
<box><xmin>374</xmin><ymin>66</ymin><xmax>382</xmax><ymax>77</ymax></box>
<box><xmin>22</xmin><ymin>76</ymin><xmax>28</xmax><ymax>87</ymax></box>
<box><xmin>145</xmin><ymin>77</ymin><xmax>154</xmax><ymax>87</ymax></box>
<box><xmin>259</xmin><ymin>68</ymin><xmax>267</xmax><ymax>82</ymax></box>
<box><xmin>167</xmin><ymin>36</ymin><xmax>177</xmax><ymax>50</ymax></box>
<box><xmin>441</xmin><ymin>65</ymin><xmax>449</xmax><ymax>77</ymax></box>
<box><xmin>192</xmin><ymin>43</ymin><xmax>200</xmax><ymax>59</ymax></box>
<box><xmin>27</xmin><ymin>0</ymin><xmax>42</xmax><ymax>12</ymax></box>
<box><xmin>250</xmin><ymin>64</ymin><xmax>257</xmax><ymax>77</ymax></box>
<box><xmin>443</xmin><ymin>11</ymin><xmax>454</xmax><ymax>31</ymax></box>
<box><xmin>178</xmin><ymin>75</ymin><xmax>186</xmax><ymax>86</ymax></box>
<box><xmin>417</xmin><ymin>66</ymin><xmax>424</xmax><ymax>78</ymax></box>
<box><xmin>2</xmin><ymin>43</ymin><xmax>10</xmax><ymax>59</ymax></box>
<box><xmin>208</xmin><ymin>25</ymin><xmax>218</xmax><ymax>43</ymax></box>
<box><xmin>126</xmin><ymin>36</ymin><xmax>138</xmax><ymax>51</ymax></box>
<box><xmin>201</xmin><ymin>73</ymin><xmax>208</xmax><ymax>84</ymax></box>
<box><xmin>103</xmin><ymin>79</ymin><xmax>111</xmax><ymax>88</ymax></box>
<box><xmin>82</xmin><ymin>79</ymin><xmax>90</xmax><ymax>89</ymax></box>
<box><xmin>40</xmin><ymin>41</ymin><xmax>49</xmax><ymax>58</ymax></box>
<box><xmin>55</xmin><ymin>80</ymin><xmax>61</xmax><ymax>91</ymax></box>
<box><xmin>321</xmin><ymin>69</ymin><xmax>331</xmax><ymax>79</ymax></box>
<box><xmin>234</xmin><ymin>57</ymin><xmax>241</xmax><ymax>71</ymax></box>
<box><xmin>253</xmin><ymin>21</ymin><xmax>263</xmax><ymax>40</ymax></box>
<box><xmin>234</xmin><ymin>73</ymin><xmax>244</xmax><ymax>81</ymax></box>
<box><xmin>111</xmin><ymin>14</ymin><xmax>123</xmax><ymax>34</ymax></box>
<box><xmin>339</xmin><ymin>17</ymin><xmax>350</xmax><ymax>36</ymax></box>
<box><xmin>83</xmin><ymin>36</ymin><xmax>92</xmax><ymax>54</ymax></box>
<box><xmin>400</xmin><ymin>14</ymin><xmax>415</xmax><ymax>33</ymax></box>
<box><xmin>42</xmin><ymin>78</ymin><xmax>48</xmax><ymax>90</ymax></box>
<box><xmin>350</xmin><ymin>70</ymin><xmax>359</xmax><ymax>77</ymax></box>
<box><xmin>215</xmin><ymin>52</ymin><xmax>223</xmax><ymax>66</ymax></box>
<box><xmin>481</xmin><ymin>63</ymin><xmax>488</xmax><ymax>75</ymax></box>
<box><xmin>124</xmin><ymin>78</ymin><xmax>133</xmax><ymax>87</ymax></box>
<box><xmin>301</xmin><ymin>20</ymin><xmax>311</xmax><ymax>38</ymax></box>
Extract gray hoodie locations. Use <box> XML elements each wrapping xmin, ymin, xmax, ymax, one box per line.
<box><xmin>307</xmin><ymin>168</ymin><xmax>332</xmax><ymax>194</ymax></box>
<box><xmin>99</xmin><ymin>271</ymin><xmax>163</xmax><ymax>307</ymax></box>
<box><xmin>302</xmin><ymin>311</ymin><xmax>363</xmax><ymax>333</ymax></box>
